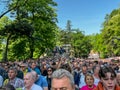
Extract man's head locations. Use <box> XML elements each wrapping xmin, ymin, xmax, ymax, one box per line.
<box><xmin>82</xmin><ymin>64</ymin><xmax>88</xmax><ymax>75</ymax></box>
<box><xmin>8</xmin><ymin>67</ymin><xmax>17</xmax><ymax>80</ymax></box>
<box><xmin>30</xmin><ymin>70</ymin><xmax>38</xmax><ymax>81</ymax></box>
<box><xmin>51</xmin><ymin>69</ymin><xmax>75</xmax><ymax>90</ymax></box>
<box><xmin>99</xmin><ymin>65</ymin><xmax>117</xmax><ymax>90</ymax></box>
<box><xmin>20</xmin><ymin>63</ymin><xmax>27</xmax><ymax>71</ymax></box>
<box><xmin>31</xmin><ymin>61</ymin><xmax>37</xmax><ymax>69</ymax></box>
<box><xmin>24</xmin><ymin>72</ymin><xmax>36</xmax><ymax>89</ymax></box>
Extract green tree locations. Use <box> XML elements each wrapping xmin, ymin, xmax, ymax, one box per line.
<box><xmin>71</xmin><ymin>30</ymin><xmax>91</xmax><ymax>58</ymax></box>
<box><xmin>0</xmin><ymin>0</ymin><xmax>58</xmax><ymax>61</ymax></box>
<box><xmin>0</xmin><ymin>16</ymin><xmax>12</xmax><ymax>61</ymax></box>
<box><xmin>93</xmin><ymin>8</ymin><xmax>120</xmax><ymax>58</ymax></box>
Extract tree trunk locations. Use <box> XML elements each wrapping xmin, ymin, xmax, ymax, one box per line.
<box><xmin>2</xmin><ymin>34</ymin><xmax>11</xmax><ymax>61</ymax></box>
<box><xmin>29</xmin><ymin>38</ymin><xmax>34</xmax><ymax>59</ymax></box>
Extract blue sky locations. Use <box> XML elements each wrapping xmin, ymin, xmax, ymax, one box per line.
<box><xmin>55</xmin><ymin>0</ymin><xmax>120</xmax><ymax>35</ymax></box>
<box><xmin>0</xmin><ymin>0</ymin><xmax>120</xmax><ymax>35</ymax></box>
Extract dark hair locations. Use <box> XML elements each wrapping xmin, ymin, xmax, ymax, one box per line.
<box><xmin>60</xmin><ymin>63</ymin><xmax>72</xmax><ymax>73</ymax></box>
<box><xmin>82</xmin><ymin>63</ymin><xmax>87</xmax><ymax>67</ymax></box>
<box><xmin>99</xmin><ymin>65</ymin><xmax>116</xmax><ymax>79</ymax></box>
<box><xmin>8</xmin><ymin>67</ymin><xmax>17</xmax><ymax>74</ymax></box>
<box><xmin>92</xmin><ymin>65</ymin><xmax>100</xmax><ymax>73</ymax></box>
<box><xmin>94</xmin><ymin>61</ymin><xmax>98</xmax><ymax>64</ymax></box>
<box><xmin>47</xmin><ymin>67</ymin><xmax>53</xmax><ymax>71</ymax></box>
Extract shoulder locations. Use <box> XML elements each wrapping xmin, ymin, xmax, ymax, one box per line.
<box><xmin>31</xmin><ymin>84</ymin><xmax>43</xmax><ymax>90</ymax></box>
<box><xmin>4</xmin><ymin>79</ymin><xmax>9</xmax><ymax>82</ymax></box>
<box><xmin>116</xmin><ymin>85</ymin><xmax>120</xmax><ymax>90</ymax></box>
<box><xmin>81</xmin><ymin>85</ymin><xmax>87</xmax><ymax>90</ymax></box>
<box><xmin>0</xmin><ymin>75</ymin><xmax>3</xmax><ymax>80</ymax></box>
<box><xmin>16</xmin><ymin>78</ymin><xmax>24</xmax><ymax>83</ymax></box>
<box><xmin>16</xmin><ymin>77</ymin><xmax>23</xmax><ymax>81</ymax></box>
<box><xmin>39</xmin><ymin>75</ymin><xmax>48</xmax><ymax>86</ymax></box>
<box><xmin>3</xmin><ymin>79</ymin><xmax>9</xmax><ymax>85</ymax></box>
<box><xmin>39</xmin><ymin>75</ymin><xmax>46</xmax><ymax>81</ymax></box>
<box><xmin>0</xmin><ymin>75</ymin><xmax>2</xmax><ymax>78</ymax></box>
<box><xmin>93</xmin><ymin>82</ymin><xmax>103</xmax><ymax>90</ymax></box>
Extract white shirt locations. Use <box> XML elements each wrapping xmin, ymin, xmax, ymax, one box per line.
<box><xmin>22</xmin><ymin>84</ymin><xmax>43</xmax><ymax>90</ymax></box>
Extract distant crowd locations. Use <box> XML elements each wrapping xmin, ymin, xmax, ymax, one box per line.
<box><xmin>0</xmin><ymin>56</ymin><xmax>120</xmax><ymax>90</ymax></box>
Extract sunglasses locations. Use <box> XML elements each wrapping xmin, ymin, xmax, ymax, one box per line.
<box><xmin>48</xmin><ymin>70</ymin><xmax>52</xmax><ymax>72</ymax></box>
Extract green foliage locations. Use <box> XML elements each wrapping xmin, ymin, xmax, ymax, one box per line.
<box><xmin>91</xmin><ymin>8</ymin><xmax>120</xmax><ymax>58</ymax></box>
<box><xmin>9</xmin><ymin>38</ymin><xmax>29</xmax><ymax>60</ymax></box>
<box><xmin>0</xmin><ymin>0</ymin><xmax>58</xmax><ymax>61</ymax></box>
<box><xmin>59</xmin><ymin>27</ymin><xmax>92</xmax><ymax>58</ymax></box>
<box><xmin>71</xmin><ymin>30</ymin><xmax>92</xmax><ymax>58</ymax></box>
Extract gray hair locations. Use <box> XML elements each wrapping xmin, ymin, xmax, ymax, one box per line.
<box><xmin>30</xmin><ymin>70</ymin><xmax>38</xmax><ymax>81</ymax></box>
<box><xmin>52</xmin><ymin>69</ymin><xmax>74</xmax><ymax>86</ymax></box>
<box><xmin>26</xmin><ymin>71</ymin><xmax>37</xmax><ymax>82</ymax></box>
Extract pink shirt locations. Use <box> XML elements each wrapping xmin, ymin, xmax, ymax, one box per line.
<box><xmin>80</xmin><ymin>85</ymin><xmax>96</xmax><ymax>90</ymax></box>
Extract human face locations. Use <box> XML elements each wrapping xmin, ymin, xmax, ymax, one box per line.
<box><xmin>31</xmin><ymin>63</ymin><xmax>36</xmax><ymax>69</ymax></box>
<box><xmin>82</xmin><ymin>66</ymin><xmax>87</xmax><ymax>74</ymax></box>
<box><xmin>47</xmin><ymin>68</ymin><xmax>53</xmax><ymax>75</ymax></box>
<box><xmin>73</xmin><ymin>62</ymin><xmax>78</xmax><ymax>68</ymax></box>
<box><xmin>24</xmin><ymin>73</ymin><xmax>34</xmax><ymax>89</ymax></box>
<box><xmin>85</xmin><ymin>76</ymin><xmax>94</xmax><ymax>87</ymax></box>
<box><xmin>94</xmin><ymin>66</ymin><xmax>100</xmax><ymax>74</ymax></box>
<box><xmin>21</xmin><ymin>66</ymin><xmax>26</xmax><ymax>71</ymax></box>
<box><xmin>51</xmin><ymin>76</ymin><xmax>75</xmax><ymax>90</ymax></box>
<box><xmin>8</xmin><ymin>70</ymin><xmax>17</xmax><ymax>80</ymax></box>
<box><xmin>101</xmin><ymin>72</ymin><xmax>116</xmax><ymax>90</ymax></box>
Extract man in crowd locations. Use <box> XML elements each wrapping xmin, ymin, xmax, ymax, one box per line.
<box><xmin>23</xmin><ymin>72</ymin><xmax>43</xmax><ymax>90</ymax></box>
<box><xmin>51</xmin><ymin>69</ymin><xmax>75</xmax><ymax>90</ymax></box>
<box><xmin>92</xmin><ymin>65</ymin><xmax>100</xmax><ymax>85</ymax></box>
<box><xmin>31</xmin><ymin>61</ymin><xmax>41</xmax><ymax>75</ymax></box>
<box><xmin>94</xmin><ymin>65</ymin><xmax>120</xmax><ymax>90</ymax></box>
<box><xmin>79</xmin><ymin>63</ymin><xmax>88</xmax><ymax>89</ymax></box>
<box><xmin>3</xmin><ymin>67</ymin><xmax>24</xmax><ymax>89</ymax></box>
<box><xmin>31</xmin><ymin>71</ymin><xmax>48</xmax><ymax>90</ymax></box>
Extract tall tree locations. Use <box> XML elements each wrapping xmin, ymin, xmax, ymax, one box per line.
<box><xmin>0</xmin><ymin>16</ymin><xmax>12</xmax><ymax>61</ymax></box>
<box><xmin>0</xmin><ymin>0</ymin><xmax>58</xmax><ymax>60</ymax></box>
<box><xmin>94</xmin><ymin>8</ymin><xmax>120</xmax><ymax>58</ymax></box>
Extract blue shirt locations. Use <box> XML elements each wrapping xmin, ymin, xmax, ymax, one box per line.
<box><xmin>28</xmin><ymin>67</ymin><xmax>41</xmax><ymax>75</ymax></box>
<box><xmin>35</xmin><ymin>75</ymin><xmax>48</xmax><ymax>88</ymax></box>
<box><xmin>34</xmin><ymin>67</ymin><xmax>41</xmax><ymax>75</ymax></box>
<box><xmin>0</xmin><ymin>75</ymin><xmax>3</xmax><ymax>87</ymax></box>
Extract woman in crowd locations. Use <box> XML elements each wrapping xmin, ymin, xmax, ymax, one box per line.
<box><xmin>94</xmin><ymin>65</ymin><xmax>120</xmax><ymax>90</ymax></box>
<box><xmin>81</xmin><ymin>73</ymin><xmax>96</xmax><ymax>90</ymax></box>
<box><xmin>46</xmin><ymin>67</ymin><xmax>54</xmax><ymax>90</ymax></box>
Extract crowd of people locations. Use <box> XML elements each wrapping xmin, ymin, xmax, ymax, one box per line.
<box><xmin>0</xmin><ymin>56</ymin><xmax>120</xmax><ymax>90</ymax></box>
